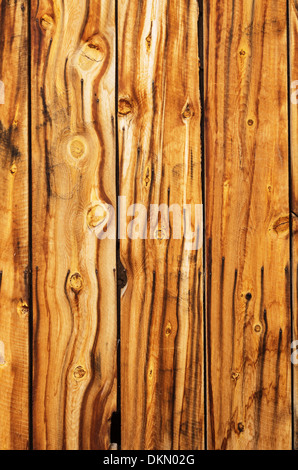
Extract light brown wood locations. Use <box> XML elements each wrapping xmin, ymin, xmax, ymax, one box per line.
<box><xmin>290</xmin><ymin>0</ymin><xmax>298</xmax><ymax>450</ymax></box>
<box><xmin>205</xmin><ymin>0</ymin><xmax>292</xmax><ymax>449</ymax></box>
<box><xmin>0</xmin><ymin>0</ymin><xmax>29</xmax><ymax>450</ymax></box>
<box><xmin>118</xmin><ymin>0</ymin><xmax>204</xmax><ymax>450</ymax></box>
<box><xmin>0</xmin><ymin>0</ymin><xmax>296</xmax><ymax>451</ymax></box>
<box><xmin>31</xmin><ymin>0</ymin><xmax>117</xmax><ymax>449</ymax></box>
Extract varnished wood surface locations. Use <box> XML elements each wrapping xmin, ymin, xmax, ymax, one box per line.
<box><xmin>118</xmin><ymin>0</ymin><xmax>204</xmax><ymax>450</ymax></box>
<box><xmin>205</xmin><ymin>0</ymin><xmax>291</xmax><ymax>450</ymax></box>
<box><xmin>31</xmin><ymin>0</ymin><xmax>117</xmax><ymax>449</ymax></box>
<box><xmin>0</xmin><ymin>0</ymin><xmax>29</xmax><ymax>450</ymax></box>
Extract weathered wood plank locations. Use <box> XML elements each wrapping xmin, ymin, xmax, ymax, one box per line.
<box><xmin>0</xmin><ymin>0</ymin><xmax>29</xmax><ymax>450</ymax></box>
<box><xmin>290</xmin><ymin>0</ymin><xmax>298</xmax><ymax>450</ymax></box>
<box><xmin>205</xmin><ymin>0</ymin><xmax>292</xmax><ymax>449</ymax></box>
<box><xmin>118</xmin><ymin>0</ymin><xmax>204</xmax><ymax>450</ymax></box>
<box><xmin>31</xmin><ymin>0</ymin><xmax>117</xmax><ymax>449</ymax></box>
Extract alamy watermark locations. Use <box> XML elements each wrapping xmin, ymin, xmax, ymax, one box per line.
<box><xmin>88</xmin><ymin>197</ymin><xmax>203</xmax><ymax>251</ymax></box>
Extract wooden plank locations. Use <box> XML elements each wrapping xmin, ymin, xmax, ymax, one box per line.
<box><xmin>205</xmin><ymin>0</ymin><xmax>291</xmax><ymax>449</ymax></box>
<box><xmin>0</xmin><ymin>0</ymin><xmax>29</xmax><ymax>450</ymax></box>
<box><xmin>290</xmin><ymin>0</ymin><xmax>298</xmax><ymax>450</ymax></box>
<box><xmin>118</xmin><ymin>0</ymin><xmax>204</xmax><ymax>450</ymax></box>
<box><xmin>31</xmin><ymin>0</ymin><xmax>117</xmax><ymax>449</ymax></box>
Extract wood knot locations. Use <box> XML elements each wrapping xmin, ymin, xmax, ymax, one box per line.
<box><xmin>165</xmin><ymin>322</ymin><xmax>172</xmax><ymax>337</ymax></box>
<box><xmin>118</xmin><ymin>98</ymin><xmax>133</xmax><ymax>116</ymax></box>
<box><xmin>87</xmin><ymin>42</ymin><xmax>104</xmax><ymax>59</ymax></box>
<box><xmin>143</xmin><ymin>166</ymin><xmax>151</xmax><ymax>188</ymax></box>
<box><xmin>271</xmin><ymin>216</ymin><xmax>289</xmax><ymax>235</ymax></box>
<box><xmin>254</xmin><ymin>324</ymin><xmax>262</xmax><ymax>333</ymax></box>
<box><xmin>247</xmin><ymin>119</ymin><xmax>254</xmax><ymax>126</ymax></box>
<box><xmin>87</xmin><ymin>204</ymin><xmax>108</xmax><ymax>229</ymax></box>
<box><xmin>17</xmin><ymin>300</ymin><xmax>29</xmax><ymax>317</ymax></box>
<box><xmin>239</xmin><ymin>49</ymin><xmax>246</xmax><ymax>56</ymax></box>
<box><xmin>146</xmin><ymin>32</ymin><xmax>152</xmax><ymax>52</ymax></box>
<box><xmin>78</xmin><ymin>37</ymin><xmax>105</xmax><ymax>71</ymax></box>
<box><xmin>182</xmin><ymin>103</ymin><xmax>193</xmax><ymax>120</ymax></box>
<box><xmin>231</xmin><ymin>371</ymin><xmax>240</xmax><ymax>382</ymax></box>
<box><xmin>70</xmin><ymin>273</ymin><xmax>83</xmax><ymax>294</ymax></box>
<box><xmin>73</xmin><ymin>366</ymin><xmax>87</xmax><ymax>380</ymax></box>
<box><xmin>69</xmin><ymin>138</ymin><xmax>86</xmax><ymax>159</ymax></box>
<box><xmin>10</xmin><ymin>164</ymin><xmax>17</xmax><ymax>175</ymax></box>
<box><xmin>238</xmin><ymin>422</ymin><xmax>245</xmax><ymax>433</ymax></box>
<box><xmin>40</xmin><ymin>14</ymin><xmax>54</xmax><ymax>31</ymax></box>
<box><xmin>154</xmin><ymin>228</ymin><xmax>167</xmax><ymax>240</ymax></box>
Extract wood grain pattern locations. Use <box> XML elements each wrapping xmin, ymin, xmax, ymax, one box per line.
<box><xmin>118</xmin><ymin>0</ymin><xmax>204</xmax><ymax>450</ymax></box>
<box><xmin>0</xmin><ymin>0</ymin><xmax>296</xmax><ymax>451</ymax></box>
<box><xmin>205</xmin><ymin>0</ymin><xmax>292</xmax><ymax>449</ymax></box>
<box><xmin>31</xmin><ymin>0</ymin><xmax>117</xmax><ymax>449</ymax></box>
<box><xmin>0</xmin><ymin>0</ymin><xmax>29</xmax><ymax>450</ymax></box>
<box><xmin>290</xmin><ymin>0</ymin><xmax>298</xmax><ymax>450</ymax></box>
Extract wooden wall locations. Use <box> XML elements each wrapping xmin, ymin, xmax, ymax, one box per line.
<box><xmin>0</xmin><ymin>0</ymin><xmax>297</xmax><ymax>450</ymax></box>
